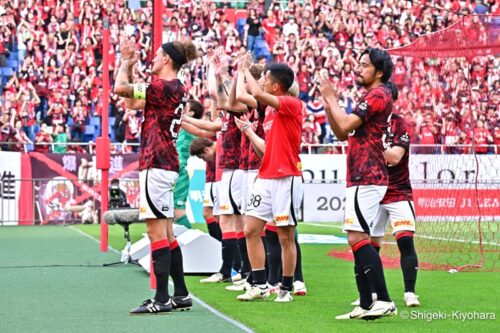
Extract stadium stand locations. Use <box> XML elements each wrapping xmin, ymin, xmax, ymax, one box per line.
<box><xmin>0</xmin><ymin>0</ymin><xmax>498</xmax><ymax>153</ymax></box>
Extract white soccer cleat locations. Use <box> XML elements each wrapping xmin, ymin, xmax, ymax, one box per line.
<box><xmin>404</xmin><ymin>292</ymin><xmax>420</xmax><ymax>307</ymax></box>
<box><xmin>225</xmin><ymin>282</ymin><xmax>251</xmax><ymax>292</ymax></box>
<box><xmin>200</xmin><ymin>273</ymin><xmax>228</xmax><ymax>283</ymax></box>
<box><xmin>335</xmin><ymin>306</ymin><xmax>369</xmax><ymax>320</ymax></box>
<box><xmin>268</xmin><ymin>283</ymin><xmax>280</xmax><ymax>295</ymax></box>
<box><xmin>359</xmin><ymin>301</ymin><xmax>397</xmax><ymax>320</ymax></box>
<box><xmin>350</xmin><ymin>293</ymin><xmax>377</xmax><ymax>306</ymax></box>
<box><xmin>293</xmin><ymin>280</ymin><xmax>307</xmax><ymax>296</ymax></box>
<box><xmin>274</xmin><ymin>289</ymin><xmax>293</xmax><ymax>302</ymax></box>
<box><xmin>233</xmin><ymin>277</ymin><xmax>248</xmax><ymax>286</ymax></box>
<box><xmin>237</xmin><ymin>286</ymin><xmax>270</xmax><ymax>301</ymax></box>
<box><xmin>231</xmin><ymin>273</ymin><xmax>243</xmax><ymax>283</ymax></box>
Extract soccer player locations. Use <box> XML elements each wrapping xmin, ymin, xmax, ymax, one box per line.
<box><xmin>173</xmin><ymin>99</ymin><xmax>205</xmax><ymax>229</ymax></box>
<box><xmin>114</xmin><ymin>39</ymin><xmax>197</xmax><ymax>314</ymax></box>
<box><xmin>371</xmin><ymin>112</ymin><xmax>420</xmax><ymax>307</ymax></box>
<box><xmin>320</xmin><ymin>47</ymin><xmax>398</xmax><ymax>319</ymax></box>
<box><xmin>237</xmin><ymin>55</ymin><xmax>303</xmax><ymax>303</ymax></box>
<box><xmin>229</xmin><ymin>69</ymin><xmax>307</xmax><ymax>296</ymax></box>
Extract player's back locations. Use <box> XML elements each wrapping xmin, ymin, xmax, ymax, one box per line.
<box><xmin>383</xmin><ymin>113</ymin><xmax>412</xmax><ymax>204</ymax></box>
<box><xmin>140</xmin><ymin>79</ymin><xmax>186</xmax><ymax>172</ymax></box>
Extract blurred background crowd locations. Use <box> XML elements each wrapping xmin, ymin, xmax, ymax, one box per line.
<box><xmin>0</xmin><ymin>0</ymin><xmax>498</xmax><ymax>154</ymax></box>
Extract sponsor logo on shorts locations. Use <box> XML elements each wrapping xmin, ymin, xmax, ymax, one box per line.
<box><xmin>162</xmin><ymin>205</ymin><xmax>170</xmax><ymax>212</ymax></box>
<box><xmin>297</xmin><ymin>161</ymin><xmax>302</xmax><ymax>171</ymax></box>
<box><xmin>344</xmin><ymin>218</ymin><xmax>354</xmax><ymax>225</ymax></box>
<box><xmin>393</xmin><ymin>220</ymin><xmax>414</xmax><ymax>227</ymax></box>
<box><xmin>219</xmin><ymin>205</ymin><xmax>230</xmax><ymax>211</ymax></box>
<box><xmin>275</xmin><ymin>215</ymin><xmax>289</xmax><ymax>222</ymax></box>
<box><xmin>140</xmin><ymin>207</ymin><xmax>147</xmax><ymax>213</ymax></box>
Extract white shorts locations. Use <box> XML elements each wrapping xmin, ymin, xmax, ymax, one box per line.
<box><xmin>245</xmin><ymin>176</ymin><xmax>303</xmax><ymax>227</ymax></box>
<box><xmin>241</xmin><ymin>169</ymin><xmax>258</xmax><ymax>214</ymax></box>
<box><xmin>343</xmin><ymin>185</ymin><xmax>387</xmax><ymax>235</ymax></box>
<box><xmin>203</xmin><ymin>182</ymin><xmax>215</xmax><ymax>208</ymax></box>
<box><xmin>372</xmin><ymin>201</ymin><xmax>416</xmax><ymax>237</ymax></box>
<box><xmin>139</xmin><ymin>168</ymin><xmax>178</xmax><ymax>220</ymax></box>
<box><xmin>212</xmin><ymin>182</ymin><xmax>221</xmax><ymax>215</ymax></box>
<box><xmin>218</xmin><ymin>169</ymin><xmax>244</xmax><ymax>215</ymax></box>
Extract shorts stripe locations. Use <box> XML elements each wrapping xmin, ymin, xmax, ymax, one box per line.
<box><xmin>145</xmin><ymin>169</ymin><xmax>167</xmax><ymax>219</ymax></box>
<box><xmin>289</xmin><ymin>177</ymin><xmax>298</xmax><ymax>226</ymax></box>
<box><xmin>210</xmin><ymin>183</ymin><xmax>215</xmax><ymax>204</ymax></box>
<box><xmin>228</xmin><ymin>171</ymin><xmax>241</xmax><ymax>215</ymax></box>
<box><xmin>354</xmin><ymin>186</ymin><xmax>370</xmax><ymax>235</ymax></box>
<box><xmin>408</xmin><ymin>201</ymin><xmax>416</xmax><ymax>220</ymax></box>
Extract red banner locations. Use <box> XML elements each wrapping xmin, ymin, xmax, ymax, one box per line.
<box><xmin>29</xmin><ymin>153</ymin><xmax>139</xmax><ymax>225</ymax></box>
<box><xmin>413</xmin><ymin>189</ymin><xmax>500</xmax><ymax>217</ymax></box>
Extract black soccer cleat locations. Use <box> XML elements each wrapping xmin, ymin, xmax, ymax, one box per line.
<box><xmin>129</xmin><ymin>298</ymin><xmax>173</xmax><ymax>315</ymax></box>
<box><xmin>171</xmin><ymin>295</ymin><xmax>193</xmax><ymax>311</ymax></box>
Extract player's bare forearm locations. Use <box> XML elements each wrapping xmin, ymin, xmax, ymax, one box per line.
<box><xmin>325</xmin><ymin>96</ymin><xmax>361</xmax><ymax>136</ymax></box>
<box><xmin>184</xmin><ymin>116</ymin><xmax>222</xmax><ymax>132</ymax></box>
<box><xmin>114</xmin><ymin>60</ymin><xmax>135</xmax><ymax>98</ymax></box>
<box><xmin>236</xmin><ymin>71</ymin><xmax>257</xmax><ymax>109</ymax></box>
<box><xmin>181</xmin><ymin>122</ymin><xmax>216</xmax><ymax>138</ymax></box>
<box><xmin>216</xmin><ymin>78</ymin><xmax>232</xmax><ymax>107</ymax></box>
<box><xmin>243</xmin><ymin>127</ymin><xmax>265</xmax><ymax>157</ymax></box>
<box><xmin>384</xmin><ymin>146</ymin><xmax>406</xmax><ymax>166</ymax></box>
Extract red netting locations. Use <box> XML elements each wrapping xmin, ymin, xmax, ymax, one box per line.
<box><xmin>388</xmin><ymin>15</ymin><xmax>500</xmax><ymax>58</ymax></box>
<box><xmin>379</xmin><ymin>15</ymin><xmax>500</xmax><ymax>272</ymax></box>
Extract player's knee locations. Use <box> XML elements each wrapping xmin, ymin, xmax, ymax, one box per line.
<box><xmin>347</xmin><ymin>231</ymin><xmax>370</xmax><ymax>247</ymax></box>
<box><xmin>244</xmin><ymin>222</ymin><xmax>261</xmax><ymax>239</ymax></box>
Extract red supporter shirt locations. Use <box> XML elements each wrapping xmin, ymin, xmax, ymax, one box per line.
<box><xmin>474</xmin><ymin>127</ymin><xmax>489</xmax><ymax>153</ymax></box>
<box><xmin>139</xmin><ymin>79</ymin><xmax>186</xmax><ymax>172</ymax></box>
<box><xmin>382</xmin><ymin>114</ymin><xmax>413</xmax><ymax>204</ymax></box>
<box><xmin>219</xmin><ymin>111</ymin><xmax>241</xmax><ymax>170</ymax></box>
<box><xmin>259</xmin><ymin>96</ymin><xmax>303</xmax><ymax>179</ymax></box>
<box><xmin>347</xmin><ymin>85</ymin><xmax>393</xmax><ymax>187</ymax></box>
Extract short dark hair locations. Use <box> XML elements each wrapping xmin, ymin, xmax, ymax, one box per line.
<box><xmin>187</xmin><ymin>99</ymin><xmax>204</xmax><ymax>119</ymax></box>
<box><xmin>265</xmin><ymin>63</ymin><xmax>295</xmax><ymax>92</ymax></box>
<box><xmin>190</xmin><ymin>137</ymin><xmax>213</xmax><ymax>157</ymax></box>
<box><xmin>359</xmin><ymin>47</ymin><xmax>394</xmax><ymax>83</ymax></box>
<box><xmin>360</xmin><ymin>48</ymin><xmax>398</xmax><ymax>100</ymax></box>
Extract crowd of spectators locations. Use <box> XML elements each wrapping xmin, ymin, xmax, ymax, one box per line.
<box><xmin>0</xmin><ymin>0</ymin><xmax>498</xmax><ymax>154</ymax></box>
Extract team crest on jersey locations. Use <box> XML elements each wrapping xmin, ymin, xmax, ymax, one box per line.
<box><xmin>400</xmin><ymin>133</ymin><xmax>410</xmax><ymax>144</ymax></box>
<box><xmin>358</xmin><ymin>102</ymin><xmax>368</xmax><ymax>111</ymax></box>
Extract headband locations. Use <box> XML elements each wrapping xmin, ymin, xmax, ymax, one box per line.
<box><xmin>161</xmin><ymin>42</ymin><xmax>187</xmax><ymax>67</ymax></box>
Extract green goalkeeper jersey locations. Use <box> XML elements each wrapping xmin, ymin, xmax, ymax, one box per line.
<box><xmin>176</xmin><ymin>129</ymin><xmax>196</xmax><ymax>170</ymax></box>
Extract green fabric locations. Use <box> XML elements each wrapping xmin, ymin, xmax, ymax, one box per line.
<box><xmin>53</xmin><ymin>133</ymin><xmax>68</xmax><ymax>154</ymax></box>
<box><xmin>176</xmin><ymin>214</ymin><xmax>192</xmax><ymax>229</ymax></box>
<box><xmin>174</xmin><ymin>168</ymin><xmax>189</xmax><ymax>209</ymax></box>
<box><xmin>174</xmin><ymin>129</ymin><xmax>196</xmax><ymax>209</ymax></box>
<box><xmin>176</xmin><ymin>129</ymin><xmax>196</xmax><ymax>167</ymax></box>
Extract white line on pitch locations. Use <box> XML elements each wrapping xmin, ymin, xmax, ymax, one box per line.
<box><xmin>69</xmin><ymin>226</ymin><xmax>254</xmax><ymax>332</ymax></box>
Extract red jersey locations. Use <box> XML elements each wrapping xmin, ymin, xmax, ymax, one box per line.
<box><xmin>382</xmin><ymin>114</ymin><xmax>413</xmax><ymax>204</ymax></box>
<box><xmin>215</xmin><ymin>131</ymin><xmax>223</xmax><ymax>182</ymax></box>
<box><xmin>219</xmin><ymin>111</ymin><xmax>241</xmax><ymax>169</ymax></box>
<box><xmin>347</xmin><ymin>85</ymin><xmax>393</xmax><ymax>187</ymax></box>
<box><xmin>474</xmin><ymin>127</ymin><xmax>489</xmax><ymax>153</ymax></box>
<box><xmin>239</xmin><ymin>122</ymin><xmax>250</xmax><ymax>170</ymax></box>
<box><xmin>248</xmin><ymin>103</ymin><xmax>267</xmax><ymax>170</ymax></box>
<box><xmin>259</xmin><ymin>96</ymin><xmax>303</xmax><ymax>179</ymax></box>
<box><xmin>139</xmin><ymin>79</ymin><xmax>186</xmax><ymax>172</ymax></box>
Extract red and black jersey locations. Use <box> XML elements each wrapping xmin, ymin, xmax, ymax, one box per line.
<box><xmin>206</xmin><ymin>158</ymin><xmax>216</xmax><ymax>183</ymax></box>
<box><xmin>139</xmin><ymin>79</ymin><xmax>186</xmax><ymax>172</ymax></box>
<box><xmin>347</xmin><ymin>85</ymin><xmax>393</xmax><ymax>187</ymax></box>
<box><xmin>239</xmin><ymin>132</ymin><xmax>250</xmax><ymax>170</ymax></box>
<box><xmin>219</xmin><ymin>111</ymin><xmax>241</xmax><ymax>170</ymax></box>
<box><xmin>248</xmin><ymin>102</ymin><xmax>266</xmax><ymax>170</ymax></box>
<box><xmin>382</xmin><ymin>113</ymin><xmax>412</xmax><ymax>204</ymax></box>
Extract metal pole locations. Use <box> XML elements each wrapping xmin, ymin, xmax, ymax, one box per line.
<box><xmin>99</xmin><ymin>18</ymin><xmax>111</xmax><ymax>252</ymax></box>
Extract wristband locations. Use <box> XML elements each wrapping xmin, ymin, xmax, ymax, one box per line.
<box><xmin>240</xmin><ymin>123</ymin><xmax>251</xmax><ymax>132</ymax></box>
<box><xmin>133</xmin><ymin>83</ymin><xmax>147</xmax><ymax>100</ymax></box>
